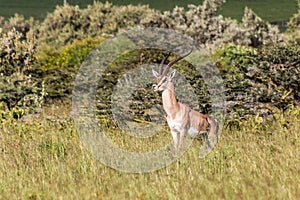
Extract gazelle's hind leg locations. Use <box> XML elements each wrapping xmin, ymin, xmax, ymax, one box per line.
<box><xmin>199</xmin><ymin>117</ymin><xmax>219</xmax><ymax>158</ymax></box>
<box><xmin>206</xmin><ymin>117</ymin><xmax>219</xmax><ymax>148</ymax></box>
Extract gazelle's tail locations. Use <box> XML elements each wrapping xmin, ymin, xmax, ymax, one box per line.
<box><xmin>199</xmin><ymin>116</ymin><xmax>219</xmax><ymax>158</ymax></box>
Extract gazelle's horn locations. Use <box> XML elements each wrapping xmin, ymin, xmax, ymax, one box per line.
<box><xmin>162</xmin><ymin>50</ymin><xmax>192</xmax><ymax>76</ymax></box>
<box><xmin>159</xmin><ymin>52</ymin><xmax>171</xmax><ymax>75</ymax></box>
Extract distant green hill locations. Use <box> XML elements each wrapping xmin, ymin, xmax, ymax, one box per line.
<box><xmin>0</xmin><ymin>0</ymin><xmax>298</xmax><ymax>23</ymax></box>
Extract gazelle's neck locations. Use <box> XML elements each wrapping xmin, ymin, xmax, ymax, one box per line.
<box><xmin>161</xmin><ymin>83</ymin><xmax>180</xmax><ymax>116</ymax></box>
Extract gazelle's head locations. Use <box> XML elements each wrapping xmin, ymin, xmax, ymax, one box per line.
<box><xmin>152</xmin><ymin>50</ymin><xmax>192</xmax><ymax>92</ymax></box>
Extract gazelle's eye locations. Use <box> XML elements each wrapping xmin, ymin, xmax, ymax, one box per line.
<box><xmin>161</xmin><ymin>78</ymin><xmax>167</xmax><ymax>83</ymax></box>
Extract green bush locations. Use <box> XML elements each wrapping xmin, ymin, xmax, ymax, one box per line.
<box><xmin>37</xmin><ymin>2</ymin><xmax>154</xmax><ymax>48</ymax></box>
<box><xmin>241</xmin><ymin>7</ymin><xmax>283</xmax><ymax>47</ymax></box>
<box><xmin>141</xmin><ymin>0</ymin><xmax>233</xmax><ymax>45</ymax></box>
<box><xmin>213</xmin><ymin>42</ymin><xmax>300</xmax><ymax>123</ymax></box>
<box><xmin>213</xmin><ymin>44</ymin><xmax>258</xmax><ymax>122</ymax></box>
<box><xmin>0</xmin><ymin>28</ymin><xmax>36</xmax><ymax>76</ymax></box>
<box><xmin>253</xmin><ymin>43</ymin><xmax>300</xmax><ymax>108</ymax></box>
<box><xmin>0</xmin><ymin>28</ymin><xmax>44</xmax><ymax>111</ymax></box>
<box><xmin>83</xmin><ymin>2</ymin><xmax>155</xmax><ymax>35</ymax></box>
<box><xmin>38</xmin><ymin>37</ymin><xmax>105</xmax><ymax>70</ymax></box>
<box><xmin>37</xmin><ymin>4</ymin><xmax>83</xmax><ymax>49</ymax></box>
<box><xmin>35</xmin><ymin>0</ymin><xmax>282</xmax><ymax>49</ymax></box>
<box><xmin>0</xmin><ymin>14</ymin><xmax>37</xmax><ymax>40</ymax></box>
<box><xmin>141</xmin><ymin>0</ymin><xmax>282</xmax><ymax>48</ymax></box>
<box><xmin>37</xmin><ymin>37</ymin><xmax>105</xmax><ymax>99</ymax></box>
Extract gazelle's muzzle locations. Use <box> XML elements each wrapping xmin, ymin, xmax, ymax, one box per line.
<box><xmin>152</xmin><ymin>84</ymin><xmax>159</xmax><ymax>91</ymax></box>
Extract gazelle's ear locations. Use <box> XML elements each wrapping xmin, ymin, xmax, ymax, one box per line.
<box><xmin>169</xmin><ymin>69</ymin><xmax>176</xmax><ymax>80</ymax></box>
<box><xmin>152</xmin><ymin>69</ymin><xmax>159</xmax><ymax>78</ymax></box>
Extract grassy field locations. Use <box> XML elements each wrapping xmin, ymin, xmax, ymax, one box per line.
<box><xmin>1</xmin><ymin>102</ymin><xmax>299</xmax><ymax>199</ymax></box>
<box><xmin>0</xmin><ymin>0</ymin><xmax>298</xmax><ymax>22</ymax></box>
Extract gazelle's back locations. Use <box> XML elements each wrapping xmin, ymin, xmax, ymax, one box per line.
<box><xmin>189</xmin><ymin>109</ymin><xmax>210</xmax><ymax>131</ymax></box>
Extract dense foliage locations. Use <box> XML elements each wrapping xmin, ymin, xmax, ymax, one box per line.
<box><xmin>0</xmin><ymin>28</ymin><xmax>43</xmax><ymax>115</ymax></box>
<box><xmin>37</xmin><ymin>2</ymin><xmax>155</xmax><ymax>48</ymax></box>
<box><xmin>37</xmin><ymin>37</ymin><xmax>105</xmax><ymax>99</ymax></box>
<box><xmin>214</xmin><ymin>43</ymin><xmax>300</xmax><ymax>123</ymax></box>
<box><xmin>0</xmin><ymin>0</ymin><xmax>299</xmax><ymax>122</ymax></box>
<box><xmin>141</xmin><ymin>2</ymin><xmax>282</xmax><ymax>48</ymax></box>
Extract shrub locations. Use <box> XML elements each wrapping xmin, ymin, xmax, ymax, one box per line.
<box><xmin>37</xmin><ymin>37</ymin><xmax>105</xmax><ymax>99</ymax></box>
<box><xmin>213</xmin><ymin>45</ymin><xmax>258</xmax><ymax>121</ymax></box>
<box><xmin>241</xmin><ymin>7</ymin><xmax>283</xmax><ymax>47</ymax></box>
<box><xmin>31</xmin><ymin>0</ymin><xmax>283</xmax><ymax>50</ymax></box>
<box><xmin>84</xmin><ymin>3</ymin><xmax>154</xmax><ymax>35</ymax></box>
<box><xmin>213</xmin><ymin>42</ymin><xmax>300</xmax><ymax>123</ymax></box>
<box><xmin>38</xmin><ymin>37</ymin><xmax>105</xmax><ymax>70</ymax></box>
<box><xmin>141</xmin><ymin>0</ymin><xmax>233</xmax><ymax>45</ymax></box>
<box><xmin>252</xmin><ymin>43</ymin><xmax>300</xmax><ymax>108</ymax></box>
<box><xmin>37</xmin><ymin>4</ymin><xmax>83</xmax><ymax>48</ymax></box>
<box><xmin>0</xmin><ymin>28</ymin><xmax>36</xmax><ymax>76</ymax></box>
<box><xmin>37</xmin><ymin>2</ymin><xmax>154</xmax><ymax>49</ymax></box>
<box><xmin>0</xmin><ymin>28</ymin><xmax>44</xmax><ymax>111</ymax></box>
<box><xmin>0</xmin><ymin>14</ymin><xmax>37</xmax><ymax>40</ymax></box>
<box><xmin>141</xmin><ymin>0</ymin><xmax>282</xmax><ymax>48</ymax></box>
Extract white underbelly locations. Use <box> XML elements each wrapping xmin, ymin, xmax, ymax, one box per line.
<box><xmin>188</xmin><ymin>127</ymin><xmax>207</xmax><ymax>138</ymax></box>
<box><xmin>168</xmin><ymin>121</ymin><xmax>207</xmax><ymax>138</ymax></box>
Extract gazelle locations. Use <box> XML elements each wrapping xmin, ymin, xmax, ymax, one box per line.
<box><xmin>152</xmin><ymin>50</ymin><xmax>218</xmax><ymax>154</ymax></box>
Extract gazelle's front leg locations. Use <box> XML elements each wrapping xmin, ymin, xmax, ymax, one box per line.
<box><xmin>170</xmin><ymin>130</ymin><xmax>179</xmax><ymax>151</ymax></box>
<box><xmin>167</xmin><ymin>116</ymin><xmax>179</xmax><ymax>152</ymax></box>
<box><xmin>178</xmin><ymin>130</ymin><xmax>186</xmax><ymax>152</ymax></box>
<box><xmin>178</xmin><ymin>111</ymin><xmax>189</xmax><ymax>152</ymax></box>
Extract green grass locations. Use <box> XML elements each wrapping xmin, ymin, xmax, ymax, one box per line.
<box><xmin>1</xmin><ymin>102</ymin><xmax>300</xmax><ymax>199</ymax></box>
<box><xmin>0</xmin><ymin>0</ymin><xmax>298</xmax><ymax>22</ymax></box>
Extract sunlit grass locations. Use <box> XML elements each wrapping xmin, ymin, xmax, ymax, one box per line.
<box><xmin>0</xmin><ymin>103</ymin><xmax>299</xmax><ymax>199</ymax></box>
